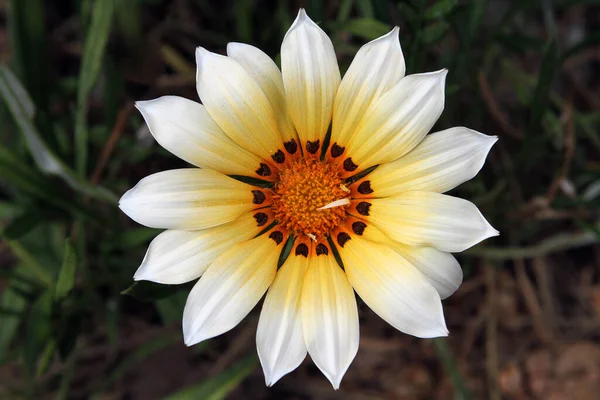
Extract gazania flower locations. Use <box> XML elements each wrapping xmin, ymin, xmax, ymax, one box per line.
<box><xmin>119</xmin><ymin>9</ymin><xmax>498</xmax><ymax>389</ymax></box>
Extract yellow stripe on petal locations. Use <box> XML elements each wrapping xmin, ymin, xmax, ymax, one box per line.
<box><xmin>183</xmin><ymin>228</ymin><xmax>287</xmax><ymax>346</ymax></box>
<box><xmin>338</xmin><ymin>235</ymin><xmax>448</xmax><ymax>338</ymax></box>
<box><xmin>257</xmin><ymin>240</ymin><xmax>309</xmax><ymax>386</ymax></box>
<box><xmin>302</xmin><ymin>242</ymin><xmax>358</xmax><ymax>390</ymax></box>
<box><xmin>136</xmin><ymin>96</ymin><xmax>266</xmax><ymax>178</ymax></box>
<box><xmin>119</xmin><ymin>169</ymin><xmax>258</xmax><ymax>230</ymax></box>
<box><xmin>330</xmin><ymin>27</ymin><xmax>405</xmax><ymax>156</ymax></box>
<box><xmin>227</xmin><ymin>43</ymin><xmax>298</xmax><ymax>145</ymax></box>
<box><xmin>134</xmin><ymin>211</ymin><xmax>275</xmax><ymax>285</ymax></box>
<box><xmin>282</xmin><ymin>9</ymin><xmax>341</xmax><ymax>147</ymax></box>
<box><xmin>342</xmin><ymin>70</ymin><xmax>447</xmax><ymax>175</ymax></box>
<box><xmin>356</xmin><ymin>127</ymin><xmax>497</xmax><ymax>196</ymax></box>
<box><xmin>352</xmin><ymin>192</ymin><xmax>498</xmax><ymax>252</ymax></box>
<box><xmin>195</xmin><ymin>47</ymin><xmax>283</xmax><ymax>159</ymax></box>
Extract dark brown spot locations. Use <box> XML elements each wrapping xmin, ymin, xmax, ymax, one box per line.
<box><xmin>284</xmin><ymin>139</ymin><xmax>298</xmax><ymax>154</ymax></box>
<box><xmin>316</xmin><ymin>243</ymin><xmax>329</xmax><ymax>255</ymax></box>
<box><xmin>269</xmin><ymin>231</ymin><xmax>284</xmax><ymax>245</ymax></box>
<box><xmin>330</xmin><ymin>143</ymin><xmax>345</xmax><ymax>158</ymax></box>
<box><xmin>271</xmin><ymin>150</ymin><xmax>285</xmax><ymax>164</ymax></box>
<box><xmin>295</xmin><ymin>243</ymin><xmax>309</xmax><ymax>257</ymax></box>
<box><xmin>352</xmin><ymin>221</ymin><xmax>366</xmax><ymax>235</ymax></box>
<box><xmin>252</xmin><ymin>190</ymin><xmax>266</xmax><ymax>205</ymax></box>
<box><xmin>253</xmin><ymin>212</ymin><xmax>268</xmax><ymax>227</ymax></box>
<box><xmin>306</xmin><ymin>140</ymin><xmax>320</xmax><ymax>154</ymax></box>
<box><xmin>357</xmin><ymin>181</ymin><xmax>373</xmax><ymax>195</ymax></box>
<box><xmin>356</xmin><ymin>202</ymin><xmax>371</xmax><ymax>216</ymax></box>
<box><xmin>343</xmin><ymin>157</ymin><xmax>358</xmax><ymax>172</ymax></box>
<box><xmin>337</xmin><ymin>232</ymin><xmax>351</xmax><ymax>247</ymax></box>
<box><xmin>256</xmin><ymin>163</ymin><xmax>272</xmax><ymax>177</ymax></box>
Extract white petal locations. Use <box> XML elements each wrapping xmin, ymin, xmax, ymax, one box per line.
<box><xmin>281</xmin><ymin>9</ymin><xmax>341</xmax><ymax>148</ymax></box>
<box><xmin>196</xmin><ymin>47</ymin><xmax>282</xmax><ymax>159</ymax></box>
<box><xmin>227</xmin><ymin>43</ymin><xmax>297</xmax><ymax>144</ymax></box>
<box><xmin>257</xmin><ymin>244</ymin><xmax>309</xmax><ymax>386</ymax></box>
<box><xmin>343</xmin><ymin>70</ymin><xmax>447</xmax><ymax>173</ymax></box>
<box><xmin>386</xmin><ymin>242</ymin><xmax>462</xmax><ymax>299</ymax></box>
<box><xmin>135</xmin><ymin>96</ymin><xmax>265</xmax><ymax>177</ymax></box>
<box><xmin>330</xmin><ymin>27</ymin><xmax>405</xmax><ymax>153</ymax></box>
<box><xmin>183</xmin><ymin>231</ymin><xmax>284</xmax><ymax>345</ymax></box>
<box><xmin>302</xmin><ymin>247</ymin><xmax>358</xmax><ymax>389</ymax></box>
<box><xmin>357</xmin><ymin>191</ymin><xmax>498</xmax><ymax>252</ymax></box>
<box><xmin>338</xmin><ymin>235</ymin><xmax>448</xmax><ymax>338</ymax></box>
<box><xmin>134</xmin><ymin>212</ymin><xmax>270</xmax><ymax>284</ymax></box>
<box><xmin>358</xmin><ymin>127</ymin><xmax>497</xmax><ymax>196</ymax></box>
<box><xmin>119</xmin><ymin>169</ymin><xmax>257</xmax><ymax>230</ymax></box>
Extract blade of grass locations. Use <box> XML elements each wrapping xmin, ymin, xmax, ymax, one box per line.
<box><xmin>433</xmin><ymin>338</ymin><xmax>471</xmax><ymax>400</ymax></box>
<box><xmin>54</xmin><ymin>239</ymin><xmax>77</xmax><ymax>302</ymax></box>
<box><xmin>0</xmin><ymin>66</ymin><xmax>118</xmax><ymax>204</ymax></box>
<box><xmin>164</xmin><ymin>354</ymin><xmax>257</xmax><ymax>400</ymax></box>
<box><xmin>528</xmin><ymin>39</ymin><xmax>558</xmax><ymax>134</ymax></box>
<box><xmin>4</xmin><ymin>240</ymin><xmax>53</xmax><ymax>286</ymax></box>
<box><xmin>75</xmin><ymin>0</ymin><xmax>114</xmax><ymax>176</ymax></box>
<box><xmin>0</xmin><ymin>283</ymin><xmax>27</xmax><ymax>363</ymax></box>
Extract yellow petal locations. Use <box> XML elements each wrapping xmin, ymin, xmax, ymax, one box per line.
<box><xmin>351</xmin><ymin>191</ymin><xmax>498</xmax><ymax>252</ymax></box>
<box><xmin>281</xmin><ymin>9</ymin><xmax>341</xmax><ymax>151</ymax></box>
<box><xmin>355</xmin><ymin>127</ymin><xmax>497</xmax><ymax>196</ymax></box>
<box><xmin>196</xmin><ymin>47</ymin><xmax>283</xmax><ymax>159</ymax></box>
<box><xmin>136</xmin><ymin>96</ymin><xmax>266</xmax><ymax>178</ymax></box>
<box><xmin>134</xmin><ymin>211</ymin><xmax>274</xmax><ymax>284</ymax></box>
<box><xmin>341</xmin><ymin>70</ymin><xmax>447</xmax><ymax>175</ymax></box>
<box><xmin>227</xmin><ymin>43</ymin><xmax>298</xmax><ymax>146</ymax></box>
<box><xmin>257</xmin><ymin>240</ymin><xmax>309</xmax><ymax>386</ymax></box>
<box><xmin>330</xmin><ymin>27</ymin><xmax>405</xmax><ymax>157</ymax></box>
<box><xmin>301</xmin><ymin>242</ymin><xmax>358</xmax><ymax>389</ymax></box>
<box><xmin>337</xmin><ymin>235</ymin><xmax>448</xmax><ymax>338</ymax></box>
<box><xmin>119</xmin><ymin>169</ymin><xmax>263</xmax><ymax>230</ymax></box>
<box><xmin>183</xmin><ymin>228</ymin><xmax>287</xmax><ymax>345</ymax></box>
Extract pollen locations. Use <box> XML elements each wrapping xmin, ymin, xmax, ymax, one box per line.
<box><xmin>271</xmin><ymin>158</ymin><xmax>348</xmax><ymax>239</ymax></box>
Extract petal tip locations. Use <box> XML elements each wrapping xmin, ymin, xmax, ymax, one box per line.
<box><xmin>226</xmin><ymin>42</ymin><xmax>244</xmax><ymax>56</ymax></box>
<box><xmin>195</xmin><ymin>46</ymin><xmax>210</xmax><ymax>67</ymax></box>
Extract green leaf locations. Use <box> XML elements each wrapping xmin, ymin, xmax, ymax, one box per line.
<box><xmin>343</xmin><ymin>18</ymin><xmax>391</xmax><ymax>40</ymax></box>
<box><xmin>121</xmin><ymin>281</ymin><xmax>189</xmax><ymax>302</ymax></box>
<box><xmin>164</xmin><ymin>354</ymin><xmax>257</xmax><ymax>400</ymax></box>
<box><xmin>424</xmin><ymin>0</ymin><xmax>457</xmax><ymax>20</ymax></box>
<box><xmin>356</xmin><ymin>0</ymin><xmax>374</xmax><ymax>18</ymax></box>
<box><xmin>37</xmin><ymin>339</ymin><xmax>56</xmax><ymax>376</ymax></box>
<box><xmin>5</xmin><ymin>240</ymin><xmax>53</xmax><ymax>287</ymax></box>
<box><xmin>75</xmin><ymin>0</ymin><xmax>115</xmax><ymax>175</ymax></box>
<box><xmin>528</xmin><ymin>39</ymin><xmax>558</xmax><ymax>134</ymax></box>
<box><xmin>0</xmin><ymin>284</ymin><xmax>27</xmax><ymax>363</ymax></box>
<box><xmin>0</xmin><ymin>66</ymin><xmax>118</xmax><ymax>204</ymax></box>
<box><xmin>420</xmin><ymin>21</ymin><xmax>450</xmax><ymax>43</ymax></box>
<box><xmin>24</xmin><ymin>290</ymin><xmax>53</xmax><ymax>377</ymax></box>
<box><xmin>336</xmin><ymin>0</ymin><xmax>354</xmax><ymax>22</ymax></box>
<box><xmin>2</xmin><ymin>210</ymin><xmax>49</xmax><ymax>240</ymax></box>
<box><xmin>54</xmin><ymin>239</ymin><xmax>77</xmax><ymax>302</ymax></box>
<box><xmin>155</xmin><ymin>291</ymin><xmax>187</xmax><ymax>325</ymax></box>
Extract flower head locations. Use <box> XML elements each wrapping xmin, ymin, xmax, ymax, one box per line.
<box><xmin>119</xmin><ymin>9</ymin><xmax>498</xmax><ymax>389</ymax></box>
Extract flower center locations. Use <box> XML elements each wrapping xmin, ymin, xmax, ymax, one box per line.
<box><xmin>271</xmin><ymin>158</ymin><xmax>348</xmax><ymax>239</ymax></box>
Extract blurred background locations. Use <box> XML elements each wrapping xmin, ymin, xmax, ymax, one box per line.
<box><xmin>1</xmin><ymin>0</ymin><xmax>599</xmax><ymax>398</ymax></box>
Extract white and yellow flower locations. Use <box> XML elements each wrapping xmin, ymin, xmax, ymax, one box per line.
<box><xmin>120</xmin><ymin>9</ymin><xmax>498</xmax><ymax>389</ymax></box>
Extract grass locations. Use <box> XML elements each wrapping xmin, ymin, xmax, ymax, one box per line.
<box><xmin>1</xmin><ymin>0</ymin><xmax>599</xmax><ymax>398</ymax></box>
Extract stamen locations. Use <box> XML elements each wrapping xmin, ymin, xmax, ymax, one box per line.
<box><xmin>340</xmin><ymin>184</ymin><xmax>350</xmax><ymax>193</ymax></box>
<box><xmin>307</xmin><ymin>233</ymin><xmax>317</xmax><ymax>242</ymax></box>
<box><xmin>317</xmin><ymin>198</ymin><xmax>350</xmax><ymax>210</ymax></box>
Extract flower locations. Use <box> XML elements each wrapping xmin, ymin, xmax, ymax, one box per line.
<box><xmin>119</xmin><ymin>9</ymin><xmax>498</xmax><ymax>389</ymax></box>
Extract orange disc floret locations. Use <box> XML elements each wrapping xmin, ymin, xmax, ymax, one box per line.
<box><xmin>271</xmin><ymin>158</ymin><xmax>348</xmax><ymax>239</ymax></box>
